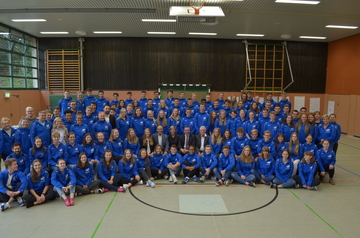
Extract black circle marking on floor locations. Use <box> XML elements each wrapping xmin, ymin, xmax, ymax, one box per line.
<box><xmin>129</xmin><ymin>186</ymin><xmax>279</xmax><ymax>216</ymax></box>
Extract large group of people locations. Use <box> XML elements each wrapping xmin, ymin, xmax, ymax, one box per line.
<box><xmin>0</xmin><ymin>88</ymin><xmax>341</xmax><ymax>211</ymax></box>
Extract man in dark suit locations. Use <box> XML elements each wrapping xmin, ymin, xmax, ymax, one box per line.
<box><xmin>195</xmin><ymin>126</ymin><xmax>209</xmax><ymax>155</ymax></box>
<box><xmin>152</xmin><ymin>125</ymin><xmax>169</xmax><ymax>155</ymax></box>
<box><xmin>178</xmin><ymin>126</ymin><xmax>197</xmax><ymax>155</ymax></box>
<box><xmin>104</xmin><ymin>105</ymin><xmax>116</xmax><ymax>129</ymax></box>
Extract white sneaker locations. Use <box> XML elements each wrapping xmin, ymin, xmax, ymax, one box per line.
<box><xmin>150</xmin><ymin>177</ymin><xmax>154</xmax><ymax>181</ymax></box>
<box><xmin>169</xmin><ymin>175</ymin><xmax>173</xmax><ymax>182</ymax></box>
<box><xmin>17</xmin><ymin>197</ymin><xmax>25</xmax><ymax>207</ymax></box>
<box><xmin>123</xmin><ymin>184</ymin><xmax>130</xmax><ymax>190</ymax></box>
<box><xmin>172</xmin><ymin>174</ymin><xmax>178</xmax><ymax>184</ymax></box>
<box><xmin>138</xmin><ymin>180</ymin><xmax>144</xmax><ymax>185</ymax></box>
<box><xmin>94</xmin><ymin>188</ymin><xmax>103</xmax><ymax>194</ymax></box>
<box><xmin>199</xmin><ymin>176</ymin><xmax>206</xmax><ymax>182</ymax></box>
<box><xmin>164</xmin><ymin>175</ymin><xmax>169</xmax><ymax>180</ymax></box>
<box><xmin>1</xmin><ymin>203</ymin><xmax>10</xmax><ymax>212</ymax></box>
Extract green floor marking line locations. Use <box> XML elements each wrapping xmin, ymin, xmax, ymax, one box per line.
<box><xmin>287</xmin><ymin>189</ymin><xmax>300</xmax><ymax>200</ymax></box>
<box><xmin>91</xmin><ymin>192</ymin><xmax>118</xmax><ymax>238</ymax></box>
<box><xmin>305</xmin><ymin>204</ymin><xmax>343</xmax><ymax>237</ymax></box>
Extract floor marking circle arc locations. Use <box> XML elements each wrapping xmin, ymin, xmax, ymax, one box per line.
<box><xmin>129</xmin><ymin>187</ymin><xmax>279</xmax><ymax>216</ymax></box>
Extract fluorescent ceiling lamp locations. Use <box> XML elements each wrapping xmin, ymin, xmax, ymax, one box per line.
<box><xmin>142</xmin><ymin>19</ymin><xmax>176</xmax><ymax>22</ymax></box>
<box><xmin>299</xmin><ymin>36</ymin><xmax>326</xmax><ymax>39</ymax></box>
<box><xmin>275</xmin><ymin>0</ymin><xmax>320</xmax><ymax>4</ymax></box>
<box><xmin>236</xmin><ymin>34</ymin><xmax>264</xmax><ymax>37</ymax></box>
<box><xmin>326</xmin><ymin>25</ymin><xmax>358</xmax><ymax>29</ymax></box>
<box><xmin>40</xmin><ymin>32</ymin><xmax>69</xmax><ymax>34</ymax></box>
<box><xmin>0</xmin><ymin>32</ymin><xmax>10</xmax><ymax>35</ymax></box>
<box><xmin>189</xmin><ymin>32</ymin><xmax>217</xmax><ymax>36</ymax></box>
<box><xmin>93</xmin><ymin>31</ymin><xmax>122</xmax><ymax>34</ymax></box>
<box><xmin>147</xmin><ymin>32</ymin><xmax>176</xmax><ymax>35</ymax></box>
<box><xmin>12</xmin><ymin>19</ymin><xmax>46</xmax><ymax>22</ymax></box>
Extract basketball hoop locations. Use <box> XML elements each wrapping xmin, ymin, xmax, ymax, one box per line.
<box><xmin>190</xmin><ymin>0</ymin><xmax>206</xmax><ymax>15</ymax></box>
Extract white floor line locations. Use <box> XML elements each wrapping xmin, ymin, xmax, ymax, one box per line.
<box><xmin>211</xmin><ymin>215</ymin><xmax>221</xmax><ymax>238</ymax></box>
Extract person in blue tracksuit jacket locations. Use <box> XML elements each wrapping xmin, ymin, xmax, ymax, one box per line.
<box><xmin>58</xmin><ymin>91</ymin><xmax>72</xmax><ymax>117</ymax></box>
<box><xmin>288</xmin><ymin>132</ymin><xmax>304</xmax><ymax>176</ymax></box>
<box><xmin>76</xmin><ymin>92</ymin><xmax>85</xmax><ymax>114</ymax></box>
<box><xmin>330</xmin><ymin>113</ymin><xmax>341</xmax><ymax>154</ymax></box>
<box><xmin>214</xmin><ymin>110</ymin><xmax>228</xmax><ymax>136</ymax></box>
<box><xmin>157</xmin><ymin>100</ymin><xmax>170</xmax><ymax>119</ymax></box>
<box><xmin>180</xmin><ymin>108</ymin><xmax>196</xmax><ymax>134</ymax></box>
<box><xmin>83</xmin><ymin>107</ymin><xmax>97</xmax><ymax>133</ymax></box>
<box><xmin>131</xmin><ymin>108</ymin><xmax>145</xmax><ymax>138</ymax></box>
<box><xmin>199</xmin><ymin>145</ymin><xmax>217</xmax><ymax>182</ymax></box>
<box><xmin>108</xmin><ymin>129</ymin><xmax>124</xmax><ymax>162</ymax></box>
<box><xmin>81</xmin><ymin>133</ymin><xmax>98</xmax><ymax>166</ymax></box>
<box><xmin>316</xmin><ymin>139</ymin><xmax>336</xmax><ymax>185</ymax></box>
<box><xmin>70</xmin><ymin>113</ymin><xmax>89</xmax><ymax>145</ymax></box>
<box><xmin>25</xmin><ymin>159</ymin><xmax>57</xmax><ymax>208</ymax></box>
<box><xmin>317</xmin><ymin>114</ymin><xmax>335</xmax><ymax>148</ymax></box>
<box><xmin>6</xmin><ymin>143</ymin><xmax>29</xmax><ymax>175</ymax></box>
<box><xmin>167</xmin><ymin>109</ymin><xmax>181</xmax><ymax>135</ymax></box>
<box><xmin>302</xmin><ymin>134</ymin><xmax>318</xmax><ymax>157</ymax></box>
<box><xmin>274</xmin><ymin>133</ymin><xmax>288</xmax><ymax>159</ymax></box>
<box><xmin>213</xmin><ymin>145</ymin><xmax>235</xmax><ymax>186</ymax></box>
<box><xmin>118</xmin><ymin>149</ymin><xmax>140</xmax><ymax>190</ymax></box>
<box><xmin>244</xmin><ymin>111</ymin><xmax>260</xmax><ymax>139</ymax></box>
<box><xmin>30</xmin><ymin>111</ymin><xmax>52</xmax><ymax>147</ymax></box>
<box><xmin>94</xmin><ymin>132</ymin><xmax>110</xmax><ymax>161</ymax></box>
<box><xmin>222</xmin><ymin>129</ymin><xmax>233</xmax><ymax>148</ymax></box>
<box><xmin>150</xmin><ymin>145</ymin><xmax>168</xmax><ymax>179</ymax></box>
<box><xmin>257</xmin><ymin>130</ymin><xmax>276</xmax><ymax>158</ymax></box>
<box><xmin>1</xmin><ymin>117</ymin><xmax>17</xmax><ymax>160</ymax></box>
<box><xmin>246</xmin><ymin>129</ymin><xmax>260</xmax><ymax>158</ymax></box>
<box><xmin>145</xmin><ymin>110</ymin><xmax>158</xmax><ymax>134</ymax></box>
<box><xmin>14</xmin><ymin>117</ymin><xmax>31</xmax><ymax>154</ymax></box>
<box><xmin>48</xmin><ymin>132</ymin><xmax>66</xmax><ymax>172</ymax></box>
<box><xmin>296</xmin><ymin>113</ymin><xmax>314</xmax><ymax>144</ymax></box>
<box><xmin>92</xmin><ymin>112</ymin><xmax>112</xmax><ymax>141</ymax></box>
<box><xmin>156</xmin><ymin>111</ymin><xmax>169</xmax><ymax>135</ymax></box>
<box><xmin>231</xmin><ymin>127</ymin><xmax>248</xmax><ymax>159</ymax></box>
<box><xmin>97</xmin><ymin>150</ymin><xmax>124</xmax><ymax>192</ymax></box>
<box><xmin>262</xmin><ymin>112</ymin><xmax>280</xmax><ymax>142</ymax></box>
<box><xmin>252</xmin><ymin>146</ymin><xmax>275</xmax><ymax>185</ymax></box>
<box><xmin>293</xmin><ymin>151</ymin><xmax>320</xmax><ymax>191</ymax></box>
<box><xmin>0</xmin><ymin>158</ymin><xmax>28</xmax><ymax>211</ymax></box>
<box><xmin>281</xmin><ymin>114</ymin><xmax>296</xmax><ymax>142</ymax></box>
<box><xmin>64</xmin><ymin>133</ymin><xmax>83</xmax><ymax>169</ymax></box>
<box><xmin>226</xmin><ymin>110</ymin><xmax>238</xmax><ymax>136</ymax></box>
<box><xmin>136</xmin><ymin>149</ymin><xmax>155</xmax><ymax>187</ymax></box>
<box><xmin>51</xmin><ymin>158</ymin><xmax>76</xmax><ymax>206</ymax></box>
<box><xmin>123</xmin><ymin>128</ymin><xmax>140</xmax><ymax>157</ymax></box>
<box><xmin>29</xmin><ymin>137</ymin><xmax>48</xmax><ymax>169</ymax></box>
<box><xmin>116</xmin><ymin>108</ymin><xmax>131</xmax><ymax>141</ymax></box>
<box><xmin>181</xmin><ymin>145</ymin><xmax>201</xmax><ymax>183</ymax></box>
<box><xmin>231</xmin><ymin>145</ymin><xmax>256</xmax><ymax>187</ymax></box>
<box><xmin>73</xmin><ymin>153</ymin><xmax>102</xmax><ymax>194</ymax></box>
<box><xmin>194</xmin><ymin>104</ymin><xmax>210</xmax><ymax>134</ymax></box>
<box><xmin>234</xmin><ymin>110</ymin><xmax>247</xmax><ymax>135</ymax></box>
<box><xmin>208</xmin><ymin>128</ymin><xmax>223</xmax><ymax>156</ymax></box>
<box><xmin>165</xmin><ymin>145</ymin><xmax>183</xmax><ymax>184</ymax></box>
<box><xmin>95</xmin><ymin>91</ymin><xmax>109</xmax><ymax>114</ymax></box>
<box><xmin>83</xmin><ymin>88</ymin><xmax>97</xmax><ymax>108</ymax></box>
<box><xmin>270</xmin><ymin>149</ymin><xmax>295</xmax><ymax>189</ymax></box>
<box><xmin>278</xmin><ymin>93</ymin><xmax>292</xmax><ymax>112</ymax></box>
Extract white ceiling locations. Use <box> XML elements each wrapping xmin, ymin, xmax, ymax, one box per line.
<box><xmin>0</xmin><ymin>0</ymin><xmax>359</xmax><ymax>42</ymax></box>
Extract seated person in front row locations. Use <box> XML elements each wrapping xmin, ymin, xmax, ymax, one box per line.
<box><xmin>181</xmin><ymin>145</ymin><xmax>201</xmax><ymax>184</ymax></box>
<box><xmin>213</xmin><ymin>145</ymin><xmax>235</xmax><ymax>187</ymax></box>
<box><xmin>0</xmin><ymin>158</ymin><xmax>28</xmax><ymax>211</ymax></box>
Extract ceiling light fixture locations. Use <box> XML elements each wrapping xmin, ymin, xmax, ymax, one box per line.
<box><xmin>189</xmin><ymin>32</ymin><xmax>217</xmax><ymax>36</ymax></box>
<box><xmin>326</xmin><ymin>25</ymin><xmax>358</xmax><ymax>29</ymax></box>
<box><xmin>0</xmin><ymin>32</ymin><xmax>10</xmax><ymax>35</ymax></box>
<box><xmin>40</xmin><ymin>32</ymin><xmax>69</xmax><ymax>34</ymax></box>
<box><xmin>142</xmin><ymin>19</ymin><xmax>176</xmax><ymax>22</ymax></box>
<box><xmin>93</xmin><ymin>31</ymin><xmax>122</xmax><ymax>34</ymax></box>
<box><xmin>147</xmin><ymin>32</ymin><xmax>176</xmax><ymax>35</ymax></box>
<box><xmin>12</xmin><ymin>19</ymin><xmax>46</xmax><ymax>22</ymax></box>
<box><xmin>275</xmin><ymin>0</ymin><xmax>320</xmax><ymax>4</ymax></box>
<box><xmin>236</xmin><ymin>34</ymin><xmax>264</xmax><ymax>37</ymax></box>
<box><xmin>299</xmin><ymin>36</ymin><xmax>326</xmax><ymax>39</ymax></box>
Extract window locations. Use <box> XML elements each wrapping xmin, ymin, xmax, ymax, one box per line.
<box><xmin>0</xmin><ymin>24</ymin><xmax>38</xmax><ymax>89</ymax></box>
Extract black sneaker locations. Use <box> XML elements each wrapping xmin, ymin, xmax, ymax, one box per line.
<box><xmin>269</xmin><ymin>182</ymin><xmax>276</xmax><ymax>189</ymax></box>
<box><xmin>248</xmin><ymin>182</ymin><xmax>256</xmax><ymax>188</ymax></box>
<box><xmin>294</xmin><ymin>183</ymin><xmax>300</xmax><ymax>189</ymax></box>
